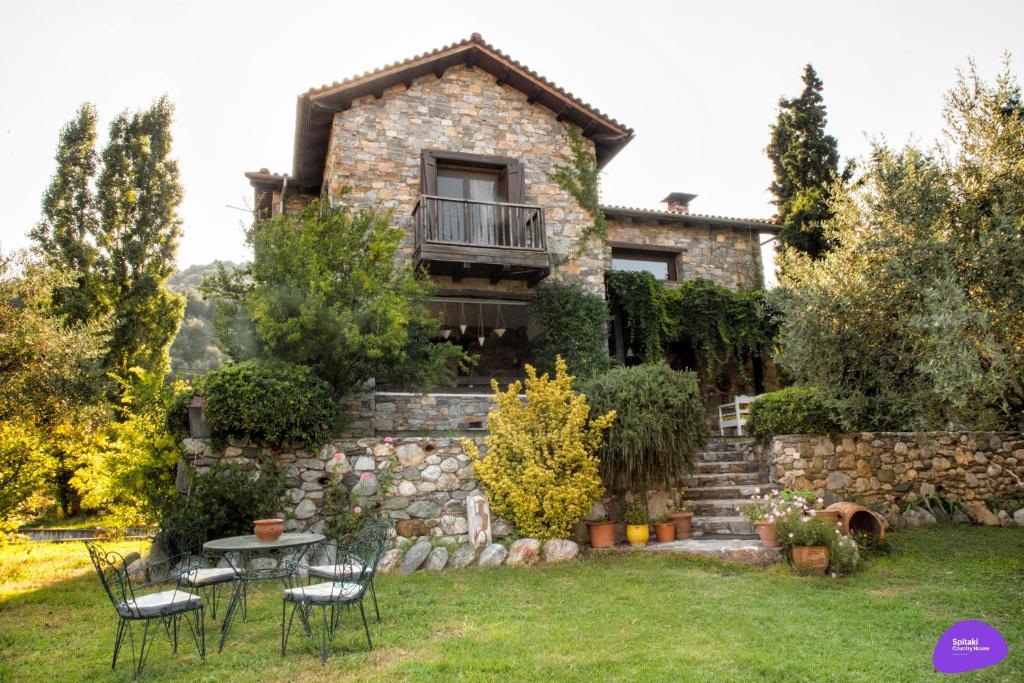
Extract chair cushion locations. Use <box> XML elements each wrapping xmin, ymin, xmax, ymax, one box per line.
<box><xmin>307</xmin><ymin>562</ymin><xmax>372</xmax><ymax>580</ymax></box>
<box><xmin>179</xmin><ymin>566</ymin><xmax>238</xmax><ymax>586</ymax></box>
<box><xmin>284</xmin><ymin>581</ymin><xmax>364</xmax><ymax>605</ymax></box>
<box><xmin>119</xmin><ymin>589</ymin><xmax>201</xmax><ymax>618</ymax></box>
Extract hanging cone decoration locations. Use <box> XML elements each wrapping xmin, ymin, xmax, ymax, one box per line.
<box><xmin>477</xmin><ymin>303</ymin><xmax>486</xmax><ymax>346</ymax></box>
<box><xmin>493</xmin><ymin>303</ymin><xmax>506</xmax><ymax>338</ymax></box>
<box><xmin>626</xmin><ymin>347</ymin><xmax>635</xmax><ymax>358</ymax></box>
<box><xmin>458</xmin><ymin>302</ymin><xmax>468</xmax><ymax>335</ymax></box>
<box><xmin>440</xmin><ymin>302</ymin><xmax>452</xmax><ymax>338</ymax></box>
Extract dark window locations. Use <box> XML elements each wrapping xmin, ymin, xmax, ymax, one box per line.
<box><xmin>611</xmin><ymin>248</ymin><xmax>678</xmax><ymax>280</ymax></box>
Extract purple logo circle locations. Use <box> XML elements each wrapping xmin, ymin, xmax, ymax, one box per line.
<box><xmin>933</xmin><ymin>620</ymin><xmax>1008</xmax><ymax>674</ymax></box>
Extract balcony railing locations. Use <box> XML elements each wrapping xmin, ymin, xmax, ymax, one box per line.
<box><xmin>414</xmin><ymin>195</ymin><xmax>546</xmax><ymax>251</ymax></box>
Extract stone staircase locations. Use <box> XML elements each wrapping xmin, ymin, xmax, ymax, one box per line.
<box><xmin>683</xmin><ymin>436</ymin><xmax>767</xmax><ymax>539</ymax></box>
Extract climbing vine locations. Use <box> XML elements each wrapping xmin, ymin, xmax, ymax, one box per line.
<box><xmin>605</xmin><ymin>272</ymin><xmax>779</xmax><ymax>378</ymax></box>
<box><xmin>549</xmin><ymin>125</ymin><xmax>607</xmax><ymax>257</ymax></box>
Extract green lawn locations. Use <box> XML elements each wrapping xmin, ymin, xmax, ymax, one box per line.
<box><xmin>1</xmin><ymin>527</ymin><xmax>1021</xmax><ymax>682</ymax></box>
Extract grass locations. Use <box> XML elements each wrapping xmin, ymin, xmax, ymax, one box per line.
<box><xmin>1</xmin><ymin>527</ymin><xmax>1022</xmax><ymax>682</ymax></box>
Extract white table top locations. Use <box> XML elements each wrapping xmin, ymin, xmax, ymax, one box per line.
<box><xmin>203</xmin><ymin>532</ymin><xmax>324</xmax><ymax>553</ymax></box>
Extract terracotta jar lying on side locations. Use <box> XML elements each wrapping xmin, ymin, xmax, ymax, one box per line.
<box><xmin>587</xmin><ymin>520</ymin><xmax>616</xmax><ymax>548</ymax></box>
<box><xmin>670</xmin><ymin>511</ymin><xmax>693</xmax><ymax>540</ymax></box>
<box><xmin>253</xmin><ymin>518</ymin><xmax>284</xmax><ymax>542</ymax></box>
<box><xmin>653</xmin><ymin>521</ymin><xmax>677</xmax><ymax>543</ymax></box>
<box><xmin>815</xmin><ymin>510</ymin><xmax>841</xmax><ymax>528</ymax></box>
<box><xmin>792</xmin><ymin>545</ymin><xmax>829</xmax><ymax>575</ymax></box>
<box><xmin>755</xmin><ymin>520</ymin><xmax>780</xmax><ymax>548</ymax></box>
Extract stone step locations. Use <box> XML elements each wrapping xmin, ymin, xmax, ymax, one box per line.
<box><xmin>683</xmin><ymin>498</ymin><xmax>751</xmax><ymax>516</ymax></box>
<box><xmin>640</xmin><ymin>538</ymin><xmax>779</xmax><ymax>565</ymax></box>
<box><xmin>696</xmin><ymin>461</ymin><xmax>762</xmax><ymax>474</ymax></box>
<box><xmin>686</xmin><ymin>471</ymin><xmax>765</xmax><ymax>487</ymax></box>
<box><xmin>691</xmin><ymin>515</ymin><xmax>755</xmax><ymax>535</ymax></box>
<box><xmin>692</xmin><ymin>531</ymin><xmax>760</xmax><ymax>541</ymax></box>
<box><xmin>697</xmin><ymin>450</ymin><xmax>751</xmax><ymax>463</ymax></box>
<box><xmin>686</xmin><ymin>484</ymin><xmax>765</xmax><ymax>500</ymax></box>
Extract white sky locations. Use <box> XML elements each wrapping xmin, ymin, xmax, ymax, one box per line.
<box><xmin>2</xmin><ymin>1</ymin><xmax>1022</xmax><ymax>268</ymax></box>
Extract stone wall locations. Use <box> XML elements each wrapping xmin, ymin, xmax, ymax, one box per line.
<box><xmin>606</xmin><ymin>216</ymin><xmax>765</xmax><ymax>291</ymax></box>
<box><xmin>323</xmin><ymin>66</ymin><xmax>607</xmax><ymax>295</ymax></box>
<box><xmin>764</xmin><ymin>432</ymin><xmax>1024</xmax><ymax>514</ymax></box>
<box><xmin>336</xmin><ymin>390</ymin><xmax>504</xmax><ymax>438</ymax></box>
<box><xmin>183</xmin><ymin>435</ymin><xmax>508</xmax><ymax>545</ymax></box>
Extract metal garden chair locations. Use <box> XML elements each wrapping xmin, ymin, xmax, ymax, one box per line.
<box><xmin>306</xmin><ymin>520</ymin><xmax>391</xmax><ymax>621</ymax></box>
<box><xmin>280</xmin><ymin>531</ymin><xmax>384</xmax><ymax>664</ymax></box>
<box><xmin>86</xmin><ymin>543</ymin><xmax>205</xmax><ymax>679</ymax></box>
<box><xmin>172</xmin><ymin>528</ymin><xmax>241</xmax><ymax>622</ymax></box>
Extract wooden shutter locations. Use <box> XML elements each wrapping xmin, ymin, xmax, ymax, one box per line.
<box><xmin>420</xmin><ymin>151</ymin><xmax>438</xmax><ymax>195</ymax></box>
<box><xmin>502</xmin><ymin>161</ymin><xmax>525</xmax><ymax>203</ymax></box>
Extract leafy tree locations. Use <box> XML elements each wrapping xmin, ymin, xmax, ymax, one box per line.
<box><xmin>767</xmin><ymin>65</ymin><xmax>847</xmax><ymax>258</ymax></box>
<box><xmin>96</xmin><ymin>96</ymin><xmax>185</xmax><ymax>380</ymax></box>
<box><xmin>166</xmin><ymin>262</ymin><xmax>234</xmax><ymax>377</ymax></box>
<box><xmin>29</xmin><ymin>103</ymin><xmax>103</xmax><ymax>324</ymax></box>
<box><xmin>776</xmin><ymin>61</ymin><xmax>1024</xmax><ymax>430</ymax></box>
<box><xmin>205</xmin><ymin>198</ymin><xmax>464</xmax><ymax>396</ymax></box>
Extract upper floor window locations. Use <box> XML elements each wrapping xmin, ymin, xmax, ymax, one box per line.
<box><xmin>611</xmin><ymin>247</ymin><xmax>678</xmax><ymax>281</ymax></box>
<box><xmin>420</xmin><ymin>150</ymin><xmax>524</xmax><ymax>204</ymax></box>
<box><xmin>437</xmin><ymin>165</ymin><xmax>501</xmax><ymax>203</ymax></box>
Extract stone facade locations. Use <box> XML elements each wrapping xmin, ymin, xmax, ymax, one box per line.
<box><xmin>606</xmin><ymin>215</ymin><xmax>765</xmax><ymax>291</ymax></box>
<box><xmin>323</xmin><ymin>66</ymin><xmax>607</xmax><ymax>295</ymax></box>
<box><xmin>763</xmin><ymin>432</ymin><xmax>1024</xmax><ymax>513</ymax></box>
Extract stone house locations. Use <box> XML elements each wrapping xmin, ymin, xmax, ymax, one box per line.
<box><xmin>246</xmin><ymin>33</ymin><xmax>778</xmax><ymax>408</ymax></box>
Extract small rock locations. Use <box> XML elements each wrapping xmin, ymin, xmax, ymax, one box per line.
<box><xmin>825</xmin><ymin>471</ymin><xmax>852</xmax><ymax>491</ymax></box>
<box><xmin>902</xmin><ymin>507</ymin><xmax>937</xmax><ymax>527</ymax></box>
<box><xmin>951</xmin><ymin>509</ymin><xmax>971</xmax><ymax>525</ymax></box>
<box><xmin>398</xmin><ymin>481</ymin><xmax>417</xmax><ymax>496</ymax></box>
<box><xmin>127</xmin><ymin>558</ymin><xmax>148</xmax><ymax>585</ymax></box>
<box><xmin>351</xmin><ymin>473</ymin><xmax>380</xmax><ymax>497</ymax></box>
<box><xmin>377</xmin><ymin>548</ymin><xmax>404</xmax><ymax>574</ymax></box>
<box><xmin>542</xmin><ymin>539</ymin><xmax>579</xmax><ymax>563</ymax></box>
<box><xmin>354</xmin><ymin>456</ymin><xmax>375</xmax><ymax>471</ymax></box>
<box><xmin>1013</xmin><ymin>508</ymin><xmax>1024</xmax><ymax>527</ymax></box>
<box><xmin>407</xmin><ymin>500</ymin><xmax>442</xmax><ymax>518</ymax></box>
<box><xmin>997</xmin><ymin>510</ymin><xmax>1014</xmax><ymax>528</ymax></box>
<box><xmin>424</xmin><ymin>546</ymin><xmax>448</xmax><ymax>571</ymax></box>
<box><xmin>395</xmin><ymin>444</ymin><xmax>426</xmax><ymax>467</ymax></box>
<box><xmin>506</xmin><ymin>538</ymin><xmax>542</xmax><ymax>566</ymax></box>
<box><xmin>448</xmin><ymin>545</ymin><xmax>476</xmax><ymax>569</ymax></box>
<box><xmin>964</xmin><ymin>501</ymin><xmax>1000</xmax><ymax>526</ymax></box>
<box><xmin>122</xmin><ymin>551</ymin><xmax>141</xmax><ymax>568</ymax></box>
<box><xmin>477</xmin><ymin>543</ymin><xmax>508</xmax><ymax>568</ymax></box>
<box><xmin>400</xmin><ymin>540</ymin><xmax>432</xmax><ymax>575</ymax></box>
<box><xmin>492</xmin><ymin>518</ymin><xmax>514</xmax><ymax>538</ymax></box>
<box><xmin>293</xmin><ymin>498</ymin><xmax>317</xmax><ymax>520</ymax></box>
<box><xmin>421</xmin><ymin>465</ymin><xmax>442</xmax><ymax>482</ymax></box>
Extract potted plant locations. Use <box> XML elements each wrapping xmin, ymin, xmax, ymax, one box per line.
<box><xmin>775</xmin><ymin>500</ymin><xmax>838</xmax><ymax>575</ymax></box>
<box><xmin>652</xmin><ymin>513</ymin><xmax>677</xmax><ymax>543</ymax></box>
<box><xmin>668</xmin><ymin>492</ymin><xmax>694</xmax><ymax>540</ymax></box>
<box><xmin>741</xmin><ymin>493</ymin><xmax>780</xmax><ymax>548</ymax></box>
<box><xmin>586</xmin><ymin>514</ymin><xmax>617</xmax><ymax>549</ymax></box>
<box><xmin>623</xmin><ymin>504</ymin><xmax>650</xmax><ymax>547</ymax></box>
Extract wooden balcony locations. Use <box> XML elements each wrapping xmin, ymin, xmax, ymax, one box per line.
<box><xmin>413</xmin><ymin>195</ymin><xmax>551</xmax><ymax>285</ymax></box>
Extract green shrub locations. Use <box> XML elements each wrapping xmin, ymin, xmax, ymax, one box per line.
<box><xmin>746</xmin><ymin>386</ymin><xmax>840</xmax><ymax>442</ymax></box>
<box><xmin>201</xmin><ymin>361</ymin><xmax>337</xmax><ymax>446</ymax></box>
<box><xmin>606</xmin><ymin>271</ymin><xmax>665</xmax><ymax>360</ymax></box>
<box><xmin>529</xmin><ymin>281</ymin><xmax>612</xmax><ymax>380</ymax></box>
<box><xmin>581</xmin><ymin>362</ymin><xmax>706</xmax><ymax>492</ymax></box>
<box><xmin>159</xmin><ymin>460</ymin><xmax>287</xmax><ymax>555</ymax></box>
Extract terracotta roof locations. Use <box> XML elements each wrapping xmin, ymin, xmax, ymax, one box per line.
<box><xmin>602</xmin><ymin>204</ymin><xmax>779</xmax><ymax>230</ymax></box>
<box><xmin>289</xmin><ymin>33</ymin><xmax>634</xmax><ymax>190</ymax></box>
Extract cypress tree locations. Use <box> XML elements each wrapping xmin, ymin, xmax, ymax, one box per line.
<box><xmin>766</xmin><ymin>65</ymin><xmax>846</xmax><ymax>258</ymax></box>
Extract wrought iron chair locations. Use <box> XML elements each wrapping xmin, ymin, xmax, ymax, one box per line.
<box><xmin>172</xmin><ymin>528</ymin><xmax>241</xmax><ymax>621</ymax></box>
<box><xmin>306</xmin><ymin>520</ymin><xmax>391</xmax><ymax>621</ymax></box>
<box><xmin>86</xmin><ymin>543</ymin><xmax>205</xmax><ymax>679</ymax></box>
<box><xmin>281</xmin><ymin>532</ymin><xmax>383</xmax><ymax>664</ymax></box>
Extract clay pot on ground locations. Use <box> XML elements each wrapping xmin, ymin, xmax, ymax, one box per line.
<box><xmin>625</xmin><ymin>524</ymin><xmax>650</xmax><ymax>547</ymax></box>
<box><xmin>792</xmin><ymin>545</ymin><xmax>829</xmax><ymax>575</ymax></box>
<box><xmin>253</xmin><ymin>518</ymin><xmax>284</xmax><ymax>542</ymax></box>
<box><xmin>653</xmin><ymin>521</ymin><xmax>677</xmax><ymax>543</ymax></box>
<box><xmin>815</xmin><ymin>509</ymin><xmax>841</xmax><ymax>528</ymax></box>
<box><xmin>754</xmin><ymin>520</ymin><xmax>780</xmax><ymax>548</ymax></box>
<box><xmin>670</xmin><ymin>511</ymin><xmax>693</xmax><ymax>539</ymax></box>
<box><xmin>827</xmin><ymin>502</ymin><xmax>887</xmax><ymax>542</ymax></box>
<box><xmin>586</xmin><ymin>520</ymin><xmax>616</xmax><ymax>548</ymax></box>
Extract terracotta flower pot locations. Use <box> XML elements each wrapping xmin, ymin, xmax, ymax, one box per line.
<box><xmin>586</xmin><ymin>520</ymin><xmax>616</xmax><ymax>548</ymax></box>
<box><xmin>625</xmin><ymin>524</ymin><xmax>650</xmax><ymax>547</ymax></box>
<box><xmin>253</xmin><ymin>518</ymin><xmax>284</xmax><ymax>542</ymax></box>
<box><xmin>755</xmin><ymin>520</ymin><xmax>780</xmax><ymax>548</ymax></box>
<box><xmin>670</xmin><ymin>511</ymin><xmax>693</xmax><ymax>540</ymax></box>
<box><xmin>653</xmin><ymin>521</ymin><xmax>677</xmax><ymax>543</ymax></box>
<box><xmin>792</xmin><ymin>545</ymin><xmax>829</xmax><ymax>575</ymax></box>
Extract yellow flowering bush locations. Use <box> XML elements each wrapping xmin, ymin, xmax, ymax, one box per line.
<box><xmin>462</xmin><ymin>357</ymin><xmax>616</xmax><ymax>540</ymax></box>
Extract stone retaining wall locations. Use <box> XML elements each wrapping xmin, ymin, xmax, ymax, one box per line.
<box><xmin>763</xmin><ymin>432</ymin><xmax>1024</xmax><ymax>515</ymax></box>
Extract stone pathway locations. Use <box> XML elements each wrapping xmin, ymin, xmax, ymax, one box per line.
<box><xmin>683</xmin><ymin>436</ymin><xmax>768</xmax><ymax>538</ymax></box>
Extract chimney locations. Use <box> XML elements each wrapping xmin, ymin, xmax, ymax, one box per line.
<box><xmin>661</xmin><ymin>192</ymin><xmax>697</xmax><ymax>215</ymax></box>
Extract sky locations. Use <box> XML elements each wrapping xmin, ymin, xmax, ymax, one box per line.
<box><xmin>2</xmin><ymin>1</ymin><xmax>1023</xmax><ymax>268</ymax></box>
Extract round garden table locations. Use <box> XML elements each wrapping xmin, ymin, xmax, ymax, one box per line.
<box><xmin>203</xmin><ymin>532</ymin><xmax>324</xmax><ymax>651</ymax></box>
